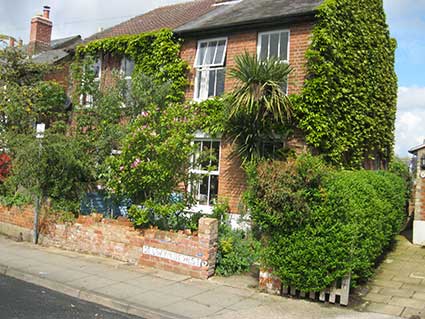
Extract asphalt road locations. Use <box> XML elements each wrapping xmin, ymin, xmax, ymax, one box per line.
<box><xmin>0</xmin><ymin>274</ymin><xmax>142</xmax><ymax>319</ymax></box>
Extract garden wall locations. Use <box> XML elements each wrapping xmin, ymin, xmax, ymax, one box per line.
<box><xmin>0</xmin><ymin>206</ymin><xmax>218</xmax><ymax>279</ymax></box>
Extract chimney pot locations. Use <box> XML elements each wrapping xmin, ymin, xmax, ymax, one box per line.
<box><xmin>9</xmin><ymin>38</ymin><xmax>15</xmax><ymax>48</ymax></box>
<box><xmin>18</xmin><ymin>39</ymin><xmax>23</xmax><ymax>48</ymax></box>
<box><xmin>43</xmin><ymin>6</ymin><xmax>51</xmax><ymax>19</ymax></box>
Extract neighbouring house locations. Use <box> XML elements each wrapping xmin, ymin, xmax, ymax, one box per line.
<box><xmin>27</xmin><ymin>6</ymin><xmax>81</xmax><ymax>93</ymax></box>
<box><xmin>409</xmin><ymin>143</ymin><xmax>425</xmax><ymax>245</ymax></box>
<box><xmin>81</xmin><ymin>0</ymin><xmax>318</xmax><ymax>217</ymax></box>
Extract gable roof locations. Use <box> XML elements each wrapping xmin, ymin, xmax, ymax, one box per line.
<box><xmin>84</xmin><ymin>0</ymin><xmax>216</xmax><ymax>42</ymax></box>
<box><xmin>409</xmin><ymin>143</ymin><xmax>425</xmax><ymax>155</ymax></box>
<box><xmin>175</xmin><ymin>0</ymin><xmax>323</xmax><ymax>34</ymax></box>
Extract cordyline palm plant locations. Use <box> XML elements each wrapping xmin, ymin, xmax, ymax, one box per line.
<box><xmin>228</xmin><ymin>52</ymin><xmax>293</xmax><ymax>122</ymax></box>
<box><xmin>225</xmin><ymin>52</ymin><xmax>293</xmax><ymax>163</ymax></box>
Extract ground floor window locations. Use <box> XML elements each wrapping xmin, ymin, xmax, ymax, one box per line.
<box><xmin>189</xmin><ymin>138</ymin><xmax>221</xmax><ymax>210</ymax></box>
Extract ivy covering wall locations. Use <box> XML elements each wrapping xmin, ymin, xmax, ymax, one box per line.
<box><xmin>76</xmin><ymin>29</ymin><xmax>188</xmax><ymax>101</ymax></box>
<box><xmin>294</xmin><ymin>0</ymin><xmax>397</xmax><ymax>168</ymax></box>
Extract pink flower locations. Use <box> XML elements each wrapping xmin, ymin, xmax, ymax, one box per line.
<box><xmin>131</xmin><ymin>158</ymin><xmax>141</xmax><ymax>169</ymax></box>
<box><xmin>141</xmin><ymin>111</ymin><xmax>149</xmax><ymax>117</ymax></box>
<box><xmin>120</xmin><ymin>166</ymin><xmax>124</xmax><ymax>171</ymax></box>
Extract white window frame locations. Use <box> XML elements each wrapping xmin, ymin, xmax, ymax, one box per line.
<box><xmin>194</xmin><ymin>37</ymin><xmax>228</xmax><ymax>68</ymax></box>
<box><xmin>120</xmin><ymin>56</ymin><xmax>135</xmax><ymax>108</ymax></box>
<box><xmin>79</xmin><ymin>56</ymin><xmax>102</xmax><ymax>109</ymax></box>
<box><xmin>188</xmin><ymin>133</ymin><xmax>221</xmax><ymax>214</ymax></box>
<box><xmin>257</xmin><ymin>30</ymin><xmax>290</xmax><ymax>94</ymax></box>
<box><xmin>257</xmin><ymin>29</ymin><xmax>290</xmax><ymax>63</ymax></box>
<box><xmin>193</xmin><ymin>37</ymin><xmax>228</xmax><ymax>102</ymax></box>
<box><xmin>120</xmin><ymin>56</ymin><xmax>135</xmax><ymax>80</ymax></box>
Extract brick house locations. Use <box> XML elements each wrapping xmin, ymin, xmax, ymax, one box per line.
<box><xmin>409</xmin><ymin>143</ymin><xmax>425</xmax><ymax>245</ymax></box>
<box><xmin>81</xmin><ymin>0</ymin><xmax>318</xmax><ymax>218</ymax></box>
<box><xmin>27</xmin><ymin>6</ymin><xmax>81</xmax><ymax>92</ymax></box>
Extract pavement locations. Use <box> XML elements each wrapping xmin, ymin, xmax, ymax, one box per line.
<box><xmin>353</xmin><ymin>233</ymin><xmax>425</xmax><ymax>318</ymax></box>
<box><xmin>0</xmin><ymin>273</ymin><xmax>142</xmax><ymax>319</ymax></box>
<box><xmin>0</xmin><ymin>235</ymin><xmax>399</xmax><ymax>319</ymax></box>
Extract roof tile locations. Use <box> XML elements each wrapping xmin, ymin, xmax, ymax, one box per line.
<box><xmin>85</xmin><ymin>0</ymin><xmax>216</xmax><ymax>42</ymax></box>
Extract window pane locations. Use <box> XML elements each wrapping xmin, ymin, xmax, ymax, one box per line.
<box><xmin>211</xmin><ymin>142</ymin><xmax>220</xmax><ymax>169</ymax></box>
<box><xmin>216</xmin><ymin>69</ymin><xmax>225</xmax><ymax>96</ymax></box>
<box><xmin>205</xmin><ymin>41</ymin><xmax>217</xmax><ymax>65</ymax></box>
<box><xmin>93</xmin><ymin>58</ymin><xmax>101</xmax><ymax>79</ymax></box>
<box><xmin>214</xmin><ymin>40</ymin><xmax>226</xmax><ymax>65</ymax></box>
<box><xmin>209</xmin><ymin>175</ymin><xmax>219</xmax><ymax>205</ymax></box>
<box><xmin>279</xmin><ymin>32</ymin><xmax>289</xmax><ymax>61</ymax></box>
<box><xmin>269</xmin><ymin>33</ymin><xmax>279</xmax><ymax>59</ymax></box>
<box><xmin>195</xmin><ymin>71</ymin><xmax>202</xmax><ymax>100</ymax></box>
<box><xmin>201</xmin><ymin>141</ymin><xmax>211</xmax><ymax>169</ymax></box>
<box><xmin>193</xmin><ymin>141</ymin><xmax>202</xmax><ymax>169</ymax></box>
<box><xmin>123</xmin><ymin>58</ymin><xmax>135</xmax><ymax>77</ymax></box>
<box><xmin>260</xmin><ymin>34</ymin><xmax>269</xmax><ymax>60</ymax></box>
<box><xmin>208</xmin><ymin>70</ymin><xmax>216</xmax><ymax>97</ymax></box>
<box><xmin>199</xmin><ymin>175</ymin><xmax>209</xmax><ymax>205</ymax></box>
<box><xmin>196</xmin><ymin>42</ymin><xmax>207</xmax><ymax>66</ymax></box>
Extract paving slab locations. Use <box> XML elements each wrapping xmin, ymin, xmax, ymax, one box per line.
<box><xmin>401</xmin><ymin>306</ymin><xmax>425</xmax><ymax>318</ymax></box>
<box><xmin>388</xmin><ymin>296</ymin><xmax>425</xmax><ymax>310</ymax></box>
<box><xmin>365</xmin><ymin>302</ymin><xmax>404</xmax><ymax>317</ymax></box>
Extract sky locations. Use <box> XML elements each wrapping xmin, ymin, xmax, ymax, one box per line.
<box><xmin>0</xmin><ymin>0</ymin><xmax>424</xmax><ymax>157</ymax></box>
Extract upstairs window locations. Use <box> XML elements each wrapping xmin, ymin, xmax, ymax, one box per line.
<box><xmin>194</xmin><ymin>38</ymin><xmax>227</xmax><ymax>101</ymax></box>
<box><xmin>80</xmin><ymin>57</ymin><xmax>102</xmax><ymax>108</ymax></box>
<box><xmin>120</xmin><ymin>57</ymin><xmax>135</xmax><ymax>104</ymax></box>
<box><xmin>258</xmin><ymin>30</ymin><xmax>290</xmax><ymax>62</ymax></box>
<box><xmin>120</xmin><ymin>57</ymin><xmax>135</xmax><ymax>79</ymax></box>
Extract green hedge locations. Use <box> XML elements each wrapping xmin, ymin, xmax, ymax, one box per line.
<box><xmin>247</xmin><ymin>155</ymin><xmax>407</xmax><ymax>290</ymax></box>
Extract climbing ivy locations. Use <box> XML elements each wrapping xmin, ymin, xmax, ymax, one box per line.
<box><xmin>293</xmin><ymin>0</ymin><xmax>397</xmax><ymax>168</ymax></box>
<box><xmin>76</xmin><ymin>29</ymin><xmax>188</xmax><ymax>101</ymax></box>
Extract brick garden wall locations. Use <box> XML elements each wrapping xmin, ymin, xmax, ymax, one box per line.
<box><xmin>0</xmin><ymin>206</ymin><xmax>218</xmax><ymax>279</ymax></box>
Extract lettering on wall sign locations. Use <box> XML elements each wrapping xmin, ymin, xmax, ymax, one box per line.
<box><xmin>142</xmin><ymin>245</ymin><xmax>208</xmax><ymax>267</ymax></box>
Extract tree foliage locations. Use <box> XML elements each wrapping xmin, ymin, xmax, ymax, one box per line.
<box><xmin>226</xmin><ymin>53</ymin><xmax>294</xmax><ymax>163</ymax></box>
<box><xmin>294</xmin><ymin>0</ymin><xmax>397</xmax><ymax>168</ymax></box>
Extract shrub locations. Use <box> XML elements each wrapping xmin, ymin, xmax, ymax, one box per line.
<box><xmin>213</xmin><ymin>202</ymin><xmax>260</xmax><ymax>277</ymax></box>
<box><xmin>248</xmin><ymin>154</ymin><xmax>407</xmax><ymax>290</ymax></box>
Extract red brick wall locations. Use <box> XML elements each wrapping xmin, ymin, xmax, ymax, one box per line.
<box><xmin>0</xmin><ymin>207</ymin><xmax>218</xmax><ymax>279</ymax></box>
<box><xmin>45</xmin><ymin>60</ymin><xmax>71</xmax><ymax>90</ymax></box>
<box><xmin>180</xmin><ymin>22</ymin><xmax>313</xmax><ymax>213</ymax></box>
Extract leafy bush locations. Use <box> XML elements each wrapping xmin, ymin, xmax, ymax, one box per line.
<box><xmin>247</xmin><ymin>154</ymin><xmax>407</xmax><ymax>290</ymax></box>
<box><xmin>212</xmin><ymin>202</ymin><xmax>260</xmax><ymax>277</ymax></box>
<box><xmin>294</xmin><ymin>0</ymin><xmax>397</xmax><ymax>167</ymax></box>
<box><xmin>128</xmin><ymin>200</ymin><xmax>202</xmax><ymax>232</ymax></box>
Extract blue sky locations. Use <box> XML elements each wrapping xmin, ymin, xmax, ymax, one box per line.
<box><xmin>383</xmin><ymin>0</ymin><xmax>425</xmax><ymax>157</ymax></box>
<box><xmin>0</xmin><ymin>0</ymin><xmax>423</xmax><ymax>157</ymax></box>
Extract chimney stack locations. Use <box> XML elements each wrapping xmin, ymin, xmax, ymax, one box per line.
<box><xmin>28</xmin><ymin>5</ymin><xmax>53</xmax><ymax>55</ymax></box>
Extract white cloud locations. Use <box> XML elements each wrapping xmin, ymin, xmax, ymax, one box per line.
<box><xmin>395</xmin><ymin>86</ymin><xmax>425</xmax><ymax>157</ymax></box>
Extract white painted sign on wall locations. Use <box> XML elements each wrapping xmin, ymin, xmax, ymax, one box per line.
<box><xmin>142</xmin><ymin>245</ymin><xmax>207</xmax><ymax>267</ymax></box>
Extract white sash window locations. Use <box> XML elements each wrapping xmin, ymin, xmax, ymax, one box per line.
<box><xmin>194</xmin><ymin>38</ymin><xmax>227</xmax><ymax>101</ymax></box>
<box><xmin>189</xmin><ymin>137</ymin><xmax>221</xmax><ymax>212</ymax></box>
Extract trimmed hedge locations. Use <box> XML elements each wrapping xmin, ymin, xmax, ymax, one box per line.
<box><xmin>247</xmin><ymin>155</ymin><xmax>407</xmax><ymax>290</ymax></box>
